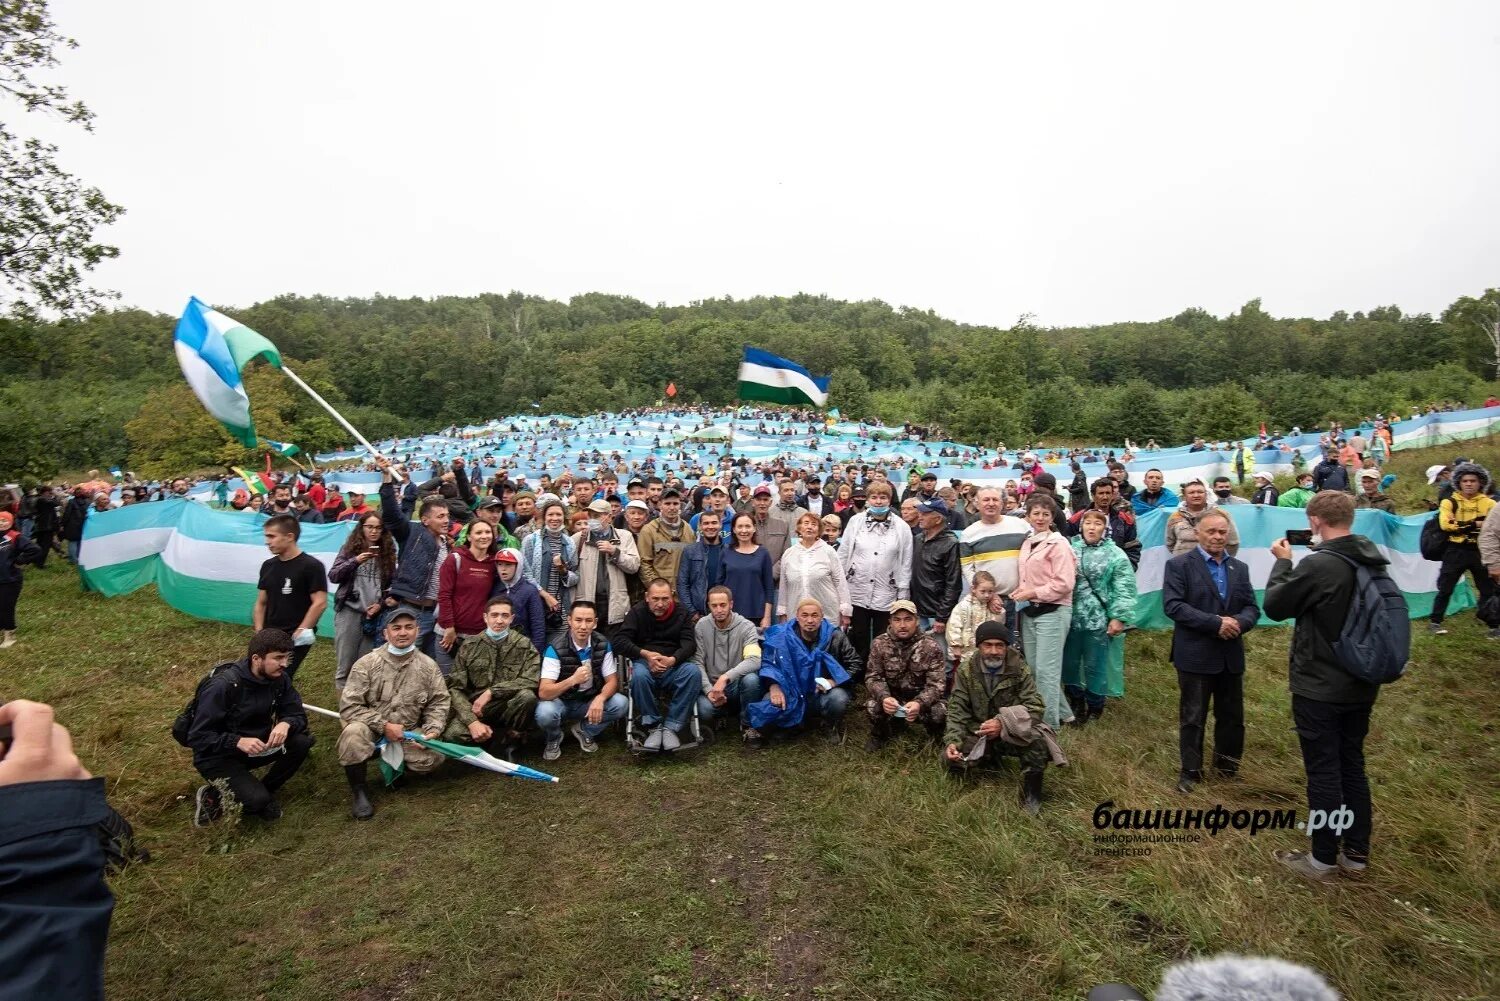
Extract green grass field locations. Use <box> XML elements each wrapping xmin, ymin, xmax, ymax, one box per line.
<box><xmin>4</xmin><ymin>441</ymin><xmax>1499</xmax><ymax>1001</ymax></box>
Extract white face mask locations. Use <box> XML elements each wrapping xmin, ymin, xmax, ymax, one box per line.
<box><xmin>484</xmin><ymin>628</ymin><xmax>509</xmax><ymax>641</ymax></box>
<box><xmin>388</xmin><ymin>642</ymin><xmax>417</xmax><ymax>656</ymax></box>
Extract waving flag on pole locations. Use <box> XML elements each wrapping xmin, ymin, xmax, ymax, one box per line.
<box><xmin>737</xmin><ymin>347</ymin><xmax>831</xmax><ymax>407</ymax></box>
<box><xmin>229</xmin><ymin>465</ymin><xmax>273</xmax><ymax>496</ymax></box>
<box><xmin>261</xmin><ymin>438</ymin><xmax>301</xmax><ymax>458</ymax></box>
<box><xmin>173</xmin><ymin>296</ymin><xmax>283</xmax><ymax>447</ymax></box>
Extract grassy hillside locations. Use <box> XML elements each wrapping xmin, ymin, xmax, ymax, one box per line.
<box><xmin>2</xmin><ymin>439</ymin><xmax>1496</xmax><ymax>1001</ymax></box>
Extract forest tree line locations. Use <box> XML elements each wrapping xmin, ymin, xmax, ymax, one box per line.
<box><xmin>1</xmin><ymin>289</ymin><xmax>1497</xmax><ymax>481</ymax></box>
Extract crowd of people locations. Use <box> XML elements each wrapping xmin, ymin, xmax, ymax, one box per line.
<box><xmin>146</xmin><ymin>426</ymin><xmax>1499</xmax><ymax>891</ymax></box>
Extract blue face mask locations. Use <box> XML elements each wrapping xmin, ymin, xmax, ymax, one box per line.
<box><xmin>388</xmin><ymin>641</ymin><xmax>417</xmax><ymax>656</ymax></box>
<box><xmin>867</xmin><ymin>504</ymin><xmax>890</xmax><ymax>516</ymax></box>
<box><xmin>484</xmin><ymin>628</ymin><xmax>509</xmax><ymax>641</ymax></box>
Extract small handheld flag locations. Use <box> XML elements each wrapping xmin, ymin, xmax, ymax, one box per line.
<box><xmin>261</xmin><ymin>438</ymin><xmax>302</xmax><ymax>458</ymax></box>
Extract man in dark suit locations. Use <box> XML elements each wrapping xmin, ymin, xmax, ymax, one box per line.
<box><xmin>1161</xmin><ymin>509</ymin><xmax>1260</xmax><ymax>793</ymax></box>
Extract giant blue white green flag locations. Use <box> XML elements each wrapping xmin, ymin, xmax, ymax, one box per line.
<box><xmin>80</xmin><ymin>500</ymin><xmax>1474</xmax><ymax>635</ymax></box>
<box><xmin>737</xmin><ymin>347</ymin><xmax>831</xmax><ymax>407</ymax></box>
<box><xmin>173</xmin><ymin>296</ymin><xmax>283</xmax><ymax>447</ymax></box>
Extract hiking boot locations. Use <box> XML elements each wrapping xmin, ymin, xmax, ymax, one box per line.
<box><xmin>742</xmin><ymin>727</ymin><xmax>765</xmax><ymax>750</ymax></box>
<box><xmin>1086</xmin><ymin>702</ymin><xmax>1106</xmax><ymax>723</ymax></box>
<box><xmin>1427</xmin><ymin>622</ymin><xmax>1448</xmax><ymax>636</ymax></box>
<box><xmin>1019</xmin><ymin>770</ymin><xmax>1044</xmax><ymax>816</ymax></box>
<box><xmin>864</xmin><ymin>718</ymin><xmax>891</xmax><ymax>752</ymax></box>
<box><xmin>1336</xmin><ymin>851</ymin><xmax>1368</xmax><ymax>878</ymax></box>
<box><xmin>568</xmin><ymin>721</ymin><xmax>598</xmax><ymax>753</ymax></box>
<box><xmin>1273</xmin><ymin>849</ymin><xmax>1337</xmax><ymax>882</ymax></box>
<box><xmin>543</xmin><ymin>737</ymin><xmax>562</xmax><ymax>761</ymax></box>
<box><xmin>192</xmin><ymin>784</ymin><xmax>221</xmax><ymax>827</ymax></box>
<box><xmin>345</xmin><ymin>763</ymin><xmax>374</xmax><ymax>821</ymax></box>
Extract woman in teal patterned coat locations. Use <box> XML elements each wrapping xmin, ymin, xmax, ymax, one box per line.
<box><xmin>1062</xmin><ymin>509</ymin><xmax>1137</xmax><ymax>722</ymax></box>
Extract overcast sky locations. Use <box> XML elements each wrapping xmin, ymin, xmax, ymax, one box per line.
<box><xmin>29</xmin><ymin>1</ymin><xmax>1500</xmax><ymax>328</ymax></box>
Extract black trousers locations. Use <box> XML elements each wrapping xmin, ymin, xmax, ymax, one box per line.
<box><xmin>848</xmin><ymin>606</ymin><xmax>889</xmax><ymax>671</ymax></box>
<box><xmin>31</xmin><ymin>530</ymin><xmax>54</xmax><ymax>567</ymax></box>
<box><xmin>1177</xmin><ymin>669</ymin><xmax>1244</xmax><ymax>778</ymax></box>
<box><xmin>197</xmin><ymin>731</ymin><xmax>315</xmax><ymax>817</ymax></box>
<box><xmin>0</xmin><ymin>580</ymin><xmax>18</xmax><ymax>631</ymax></box>
<box><xmin>284</xmin><ymin>643</ymin><xmax>312</xmax><ymax>679</ymax></box>
<box><xmin>1292</xmin><ymin>695</ymin><xmax>1373</xmax><ymax>866</ymax></box>
<box><xmin>1431</xmin><ymin>543</ymin><xmax>1496</xmax><ymax>623</ymax></box>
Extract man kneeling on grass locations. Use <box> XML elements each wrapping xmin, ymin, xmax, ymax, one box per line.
<box><xmin>943</xmin><ymin>621</ymin><xmax>1051</xmax><ymax>816</ymax></box>
<box><xmin>190</xmin><ymin>628</ymin><xmax>313</xmax><ymax>826</ymax></box>
<box><xmin>741</xmin><ymin>598</ymin><xmax>861</xmax><ymax>748</ymax></box>
<box><xmin>534</xmin><ymin>600</ymin><xmax>628</xmax><ymax>761</ymax></box>
<box><xmin>864</xmin><ymin>599</ymin><xmax>947</xmax><ymax>751</ymax></box>
<box><xmin>338</xmin><ymin>606</ymin><xmax>451</xmax><ymax>821</ymax></box>
<box><xmin>441</xmin><ymin>595</ymin><xmax>541</xmax><ymax>762</ymax></box>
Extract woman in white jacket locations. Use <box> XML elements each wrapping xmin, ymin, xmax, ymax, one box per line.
<box><xmin>838</xmin><ymin>480</ymin><xmax>911</xmax><ymax>663</ymax></box>
<box><xmin>778</xmin><ymin>511</ymin><xmax>852</xmax><ymax>628</ymax></box>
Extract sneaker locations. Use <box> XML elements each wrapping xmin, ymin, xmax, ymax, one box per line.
<box><xmin>0</xmin><ymin>630</ymin><xmax>16</xmax><ymax>649</ymax></box>
<box><xmin>642</xmin><ymin>726</ymin><xmax>666</xmax><ymax>751</ymax></box>
<box><xmin>1336</xmin><ymin>851</ymin><xmax>1368</xmax><ymax>877</ymax></box>
<box><xmin>1488</xmin><ymin>627</ymin><xmax>1500</xmax><ymax>641</ymax></box>
<box><xmin>1427</xmin><ymin>622</ymin><xmax>1448</xmax><ymax>636</ymax></box>
<box><xmin>193</xmin><ymin>784</ymin><xmax>222</xmax><ymax>827</ymax></box>
<box><xmin>742</xmin><ymin>727</ymin><xmax>765</xmax><ymax>750</ymax></box>
<box><xmin>543</xmin><ymin>737</ymin><xmax>562</xmax><ymax>761</ymax></box>
<box><xmin>568</xmin><ymin>722</ymin><xmax>598</xmax><ymax>753</ymax></box>
<box><xmin>660</xmin><ymin>728</ymin><xmax>682</xmax><ymax>752</ymax></box>
<box><xmin>1274</xmin><ymin>849</ymin><xmax>1338</xmax><ymax>882</ymax></box>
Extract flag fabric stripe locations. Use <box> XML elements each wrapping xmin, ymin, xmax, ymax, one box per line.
<box><xmin>80</xmin><ymin>498</ymin><xmax>1477</xmax><ymax>639</ymax></box>
<box><xmin>737</xmin><ymin>347</ymin><xmax>831</xmax><ymax>407</ymax></box>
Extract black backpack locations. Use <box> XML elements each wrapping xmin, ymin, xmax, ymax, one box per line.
<box><xmin>1418</xmin><ymin>506</ymin><xmax>1448</xmax><ymax>561</ymax></box>
<box><xmin>1315</xmin><ymin>551</ymin><xmax>1410</xmax><ymax>684</ymax></box>
<box><xmin>170</xmin><ymin>661</ymin><xmax>241</xmax><ymax>747</ymax></box>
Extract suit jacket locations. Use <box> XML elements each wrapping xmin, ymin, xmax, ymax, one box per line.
<box><xmin>1161</xmin><ymin>549</ymin><xmax>1259</xmax><ymax>675</ymax></box>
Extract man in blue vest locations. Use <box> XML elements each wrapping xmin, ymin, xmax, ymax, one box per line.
<box><xmin>534</xmin><ymin>600</ymin><xmax>628</xmax><ymax>761</ymax></box>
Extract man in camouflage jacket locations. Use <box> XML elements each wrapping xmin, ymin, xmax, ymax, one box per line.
<box><xmin>942</xmin><ymin>620</ymin><xmax>1050</xmax><ymax>814</ymax></box>
<box><xmin>864</xmin><ymin>600</ymin><xmax>948</xmax><ymax>749</ymax></box>
<box><xmin>441</xmin><ymin>595</ymin><xmax>541</xmax><ymax>756</ymax></box>
<box><xmin>338</xmin><ymin>607</ymin><xmax>451</xmax><ymax>820</ymax></box>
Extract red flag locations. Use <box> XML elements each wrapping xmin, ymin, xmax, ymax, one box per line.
<box><xmin>666</xmin><ymin>382</ymin><xmax>677</xmax><ymax>398</ymax></box>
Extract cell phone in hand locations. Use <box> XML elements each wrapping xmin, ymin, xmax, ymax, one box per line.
<box><xmin>1286</xmin><ymin>529</ymin><xmax>1314</xmax><ymax>546</ymax></box>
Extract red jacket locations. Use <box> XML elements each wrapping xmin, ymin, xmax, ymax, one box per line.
<box><xmin>437</xmin><ymin>545</ymin><xmax>499</xmax><ymax>634</ymax></box>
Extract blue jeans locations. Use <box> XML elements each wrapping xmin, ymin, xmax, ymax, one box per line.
<box><xmin>629</xmin><ymin>660</ymin><xmax>702</xmax><ymax>732</ymax></box>
<box><xmin>811</xmin><ymin>686</ymin><xmax>851</xmax><ymax>723</ymax></box>
<box><xmin>67</xmin><ymin>539</ymin><xmax>81</xmax><ymax>564</ymax></box>
<box><xmin>535</xmin><ymin>694</ymin><xmax>628</xmax><ymax>741</ymax></box>
<box><xmin>697</xmin><ymin>671</ymin><xmax>764</xmax><ymax>723</ymax></box>
<box><xmin>918</xmin><ymin>616</ymin><xmax>950</xmax><ymax>662</ymax></box>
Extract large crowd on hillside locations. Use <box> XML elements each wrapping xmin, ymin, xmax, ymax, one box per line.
<box><xmin>3</xmin><ymin>406</ymin><xmax>1497</xmax><ymax>891</ymax></box>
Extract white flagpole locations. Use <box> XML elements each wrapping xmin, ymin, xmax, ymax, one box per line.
<box><xmin>279</xmin><ymin>365</ymin><xmax>388</xmax><ymax>463</ymax></box>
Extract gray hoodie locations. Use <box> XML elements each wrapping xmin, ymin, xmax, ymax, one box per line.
<box><xmin>692</xmin><ymin>611</ymin><xmax>763</xmax><ymax>690</ymax></box>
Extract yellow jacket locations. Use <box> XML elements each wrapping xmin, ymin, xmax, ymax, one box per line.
<box><xmin>1439</xmin><ymin>493</ymin><xmax>1494</xmax><ymax>544</ymax></box>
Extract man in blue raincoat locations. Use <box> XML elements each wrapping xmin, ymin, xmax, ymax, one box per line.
<box><xmin>742</xmin><ymin>597</ymin><xmax>862</xmax><ymax>748</ymax></box>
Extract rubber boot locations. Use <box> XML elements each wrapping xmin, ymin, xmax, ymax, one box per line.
<box><xmin>346</xmin><ymin>763</ymin><xmax>374</xmax><ymax>821</ymax></box>
<box><xmin>1020</xmin><ymin>769</ymin><xmax>1043</xmax><ymax>816</ymax></box>
<box><xmin>864</xmin><ymin>716</ymin><xmax>891</xmax><ymax>752</ymax></box>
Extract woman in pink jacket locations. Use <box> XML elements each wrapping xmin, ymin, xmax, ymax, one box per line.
<box><xmin>1011</xmin><ymin>495</ymin><xmax>1077</xmax><ymax>727</ymax></box>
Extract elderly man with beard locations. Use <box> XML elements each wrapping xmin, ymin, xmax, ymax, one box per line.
<box><xmin>864</xmin><ymin>600</ymin><xmax>947</xmax><ymax>750</ymax></box>
<box><xmin>942</xmin><ymin>621</ymin><xmax>1050</xmax><ymax>815</ymax></box>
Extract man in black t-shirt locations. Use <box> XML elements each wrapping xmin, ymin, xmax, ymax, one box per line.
<box><xmin>253</xmin><ymin>514</ymin><xmax>329</xmax><ymax>678</ymax></box>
